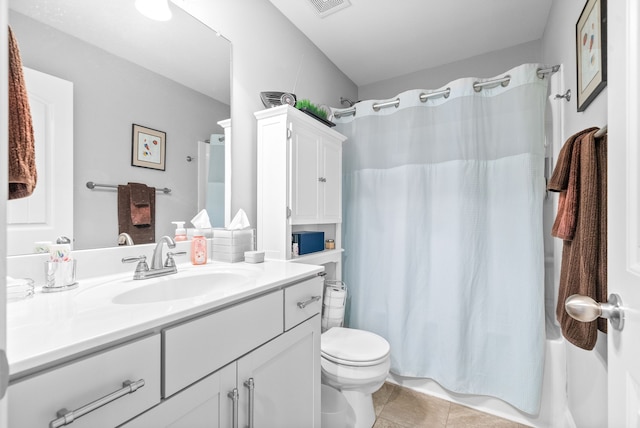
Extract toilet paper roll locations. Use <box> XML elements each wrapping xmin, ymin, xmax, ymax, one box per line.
<box><xmin>322</xmin><ymin>317</ymin><xmax>343</xmax><ymax>330</ymax></box>
<box><xmin>323</xmin><ymin>304</ymin><xmax>345</xmax><ymax>320</ymax></box>
<box><xmin>323</xmin><ymin>287</ymin><xmax>346</xmax><ymax>305</ymax></box>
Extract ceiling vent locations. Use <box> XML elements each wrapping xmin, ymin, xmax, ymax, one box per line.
<box><xmin>308</xmin><ymin>0</ymin><xmax>351</xmax><ymax>18</ymax></box>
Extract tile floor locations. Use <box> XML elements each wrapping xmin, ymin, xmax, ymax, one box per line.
<box><xmin>372</xmin><ymin>383</ymin><xmax>530</xmax><ymax>428</ymax></box>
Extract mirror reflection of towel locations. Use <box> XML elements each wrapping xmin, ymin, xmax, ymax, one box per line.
<box><xmin>118</xmin><ymin>184</ymin><xmax>155</xmax><ymax>244</ymax></box>
<box><xmin>8</xmin><ymin>26</ymin><xmax>37</xmax><ymax>200</ymax></box>
<box><xmin>129</xmin><ymin>182</ymin><xmax>151</xmax><ymax>225</ymax></box>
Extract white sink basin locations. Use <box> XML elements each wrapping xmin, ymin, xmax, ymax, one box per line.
<box><xmin>112</xmin><ymin>271</ymin><xmax>255</xmax><ymax>305</ymax></box>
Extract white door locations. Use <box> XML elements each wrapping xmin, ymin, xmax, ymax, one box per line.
<box><xmin>607</xmin><ymin>1</ymin><xmax>640</xmax><ymax>426</ymax></box>
<box><xmin>6</xmin><ymin>67</ymin><xmax>73</xmax><ymax>255</ymax></box>
<box><xmin>237</xmin><ymin>317</ymin><xmax>321</xmax><ymax>428</ymax></box>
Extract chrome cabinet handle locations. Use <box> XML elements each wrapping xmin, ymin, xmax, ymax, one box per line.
<box><xmin>49</xmin><ymin>379</ymin><xmax>145</xmax><ymax>428</ymax></box>
<box><xmin>244</xmin><ymin>378</ymin><xmax>255</xmax><ymax>428</ymax></box>
<box><xmin>297</xmin><ymin>295</ymin><xmax>321</xmax><ymax>309</ymax></box>
<box><xmin>565</xmin><ymin>293</ymin><xmax>624</xmax><ymax>331</ymax></box>
<box><xmin>228</xmin><ymin>388</ymin><xmax>239</xmax><ymax>428</ymax></box>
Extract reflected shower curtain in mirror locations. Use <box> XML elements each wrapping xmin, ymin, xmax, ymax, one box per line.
<box><xmin>334</xmin><ymin>64</ymin><xmax>548</xmax><ymax>414</ymax></box>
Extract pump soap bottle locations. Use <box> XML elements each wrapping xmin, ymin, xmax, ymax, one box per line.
<box><xmin>191</xmin><ymin>229</ymin><xmax>207</xmax><ymax>265</ymax></box>
<box><xmin>172</xmin><ymin>221</ymin><xmax>188</xmax><ymax>241</ymax></box>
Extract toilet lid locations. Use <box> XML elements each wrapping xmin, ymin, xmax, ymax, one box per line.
<box><xmin>321</xmin><ymin>327</ymin><xmax>390</xmax><ymax>366</ymax></box>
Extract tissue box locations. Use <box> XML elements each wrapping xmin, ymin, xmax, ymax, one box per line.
<box><xmin>292</xmin><ymin>231</ymin><xmax>325</xmax><ymax>255</ymax></box>
<box><xmin>211</xmin><ymin>228</ymin><xmax>255</xmax><ymax>263</ymax></box>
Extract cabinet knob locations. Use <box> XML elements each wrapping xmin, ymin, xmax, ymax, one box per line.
<box><xmin>318</xmin><ymin>177</ymin><xmax>327</xmax><ymax>182</ymax></box>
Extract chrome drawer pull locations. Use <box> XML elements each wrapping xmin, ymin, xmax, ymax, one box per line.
<box><xmin>244</xmin><ymin>378</ymin><xmax>255</xmax><ymax>428</ymax></box>
<box><xmin>49</xmin><ymin>379</ymin><xmax>145</xmax><ymax>428</ymax></box>
<box><xmin>228</xmin><ymin>388</ymin><xmax>239</xmax><ymax>428</ymax></box>
<box><xmin>297</xmin><ymin>295</ymin><xmax>321</xmax><ymax>309</ymax></box>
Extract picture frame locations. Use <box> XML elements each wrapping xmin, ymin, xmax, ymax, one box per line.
<box><xmin>131</xmin><ymin>124</ymin><xmax>166</xmax><ymax>171</ymax></box>
<box><xmin>576</xmin><ymin>0</ymin><xmax>607</xmax><ymax>112</ymax></box>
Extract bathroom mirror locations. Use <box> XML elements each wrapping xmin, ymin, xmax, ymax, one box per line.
<box><xmin>7</xmin><ymin>0</ymin><xmax>231</xmax><ymax>255</ymax></box>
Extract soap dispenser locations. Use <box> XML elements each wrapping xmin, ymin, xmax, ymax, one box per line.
<box><xmin>191</xmin><ymin>229</ymin><xmax>207</xmax><ymax>265</ymax></box>
<box><xmin>172</xmin><ymin>221</ymin><xmax>187</xmax><ymax>242</ymax></box>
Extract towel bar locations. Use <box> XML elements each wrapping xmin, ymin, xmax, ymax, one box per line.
<box><xmin>86</xmin><ymin>181</ymin><xmax>171</xmax><ymax>194</ymax></box>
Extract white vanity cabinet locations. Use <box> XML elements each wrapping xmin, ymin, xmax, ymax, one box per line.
<box><xmin>256</xmin><ymin>105</ymin><xmax>346</xmax><ymax>276</ymax></box>
<box><xmin>120</xmin><ymin>275</ymin><xmax>323</xmax><ymax>428</ymax></box>
<box><xmin>9</xmin><ymin>335</ymin><xmax>161</xmax><ymax>428</ymax></box>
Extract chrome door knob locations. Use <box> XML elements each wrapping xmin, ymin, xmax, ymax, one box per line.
<box><xmin>565</xmin><ymin>293</ymin><xmax>624</xmax><ymax>331</ymax></box>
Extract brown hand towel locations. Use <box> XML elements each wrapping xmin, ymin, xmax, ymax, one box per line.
<box><xmin>8</xmin><ymin>26</ymin><xmax>37</xmax><ymax>200</ymax></box>
<box><xmin>547</xmin><ymin>128</ymin><xmax>596</xmax><ymax>240</ymax></box>
<box><xmin>550</xmin><ymin>129</ymin><xmax>607</xmax><ymax>350</ymax></box>
<box><xmin>128</xmin><ymin>182</ymin><xmax>151</xmax><ymax>226</ymax></box>
<box><xmin>118</xmin><ymin>185</ymin><xmax>155</xmax><ymax>244</ymax></box>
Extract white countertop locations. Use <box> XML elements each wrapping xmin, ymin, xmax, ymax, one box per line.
<box><xmin>7</xmin><ymin>260</ymin><xmax>323</xmax><ymax>379</ymax></box>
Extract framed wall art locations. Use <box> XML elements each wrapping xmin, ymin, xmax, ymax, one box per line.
<box><xmin>131</xmin><ymin>124</ymin><xmax>166</xmax><ymax>171</ymax></box>
<box><xmin>576</xmin><ymin>0</ymin><xmax>607</xmax><ymax>112</ymax></box>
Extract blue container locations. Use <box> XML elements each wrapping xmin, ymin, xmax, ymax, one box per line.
<box><xmin>292</xmin><ymin>231</ymin><xmax>325</xmax><ymax>255</ymax></box>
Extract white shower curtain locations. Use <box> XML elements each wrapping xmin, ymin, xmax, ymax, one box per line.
<box><xmin>334</xmin><ymin>64</ymin><xmax>548</xmax><ymax>414</ymax></box>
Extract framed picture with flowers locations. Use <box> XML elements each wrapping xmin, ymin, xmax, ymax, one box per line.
<box><xmin>131</xmin><ymin>124</ymin><xmax>166</xmax><ymax>171</ymax></box>
<box><xmin>576</xmin><ymin>0</ymin><xmax>607</xmax><ymax>112</ymax></box>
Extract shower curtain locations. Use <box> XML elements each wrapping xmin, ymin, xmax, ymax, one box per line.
<box><xmin>334</xmin><ymin>64</ymin><xmax>548</xmax><ymax>414</ymax></box>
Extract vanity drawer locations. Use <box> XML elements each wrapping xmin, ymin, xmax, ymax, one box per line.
<box><xmin>163</xmin><ymin>290</ymin><xmax>284</xmax><ymax>397</ymax></box>
<box><xmin>284</xmin><ymin>276</ymin><xmax>324</xmax><ymax>330</ymax></box>
<box><xmin>9</xmin><ymin>335</ymin><xmax>161</xmax><ymax>428</ymax></box>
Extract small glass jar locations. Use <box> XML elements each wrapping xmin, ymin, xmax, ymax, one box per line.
<box><xmin>325</xmin><ymin>239</ymin><xmax>335</xmax><ymax>250</ymax></box>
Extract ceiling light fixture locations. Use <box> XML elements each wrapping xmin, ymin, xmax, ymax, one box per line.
<box><xmin>135</xmin><ymin>0</ymin><xmax>172</xmax><ymax>21</ymax></box>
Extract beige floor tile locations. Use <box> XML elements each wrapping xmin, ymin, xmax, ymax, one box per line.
<box><xmin>445</xmin><ymin>403</ymin><xmax>521</xmax><ymax>428</ymax></box>
<box><xmin>372</xmin><ymin>416</ymin><xmax>410</xmax><ymax>428</ymax></box>
<box><xmin>378</xmin><ymin>385</ymin><xmax>450</xmax><ymax>428</ymax></box>
<box><xmin>373</xmin><ymin>382</ymin><xmax>397</xmax><ymax>416</ymax></box>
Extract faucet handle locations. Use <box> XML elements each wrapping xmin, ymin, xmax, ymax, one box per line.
<box><xmin>165</xmin><ymin>251</ymin><xmax>187</xmax><ymax>268</ymax></box>
<box><xmin>122</xmin><ymin>255</ymin><xmax>149</xmax><ymax>278</ymax></box>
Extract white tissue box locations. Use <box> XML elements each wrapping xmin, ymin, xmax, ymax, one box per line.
<box><xmin>211</xmin><ymin>228</ymin><xmax>255</xmax><ymax>262</ymax></box>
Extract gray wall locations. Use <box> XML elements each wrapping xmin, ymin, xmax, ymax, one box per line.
<box><xmin>9</xmin><ymin>11</ymin><xmax>230</xmax><ymax>250</ymax></box>
<box><xmin>175</xmin><ymin>0</ymin><xmax>359</xmax><ymax>228</ymax></box>
<box><xmin>358</xmin><ymin>40</ymin><xmax>542</xmax><ymax>100</ymax></box>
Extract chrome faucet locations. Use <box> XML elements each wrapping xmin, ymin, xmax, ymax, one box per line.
<box><xmin>151</xmin><ymin>235</ymin><xmax>176</xmax><ymax>269</ymax></box>
<box><xmin>118</xmin><ymin>232</ymin><xmax>134</xmax><ymax>246</ymax></box>
<box><xmin>122</xmin><ymin>235</ymin><xmax>186</xmax><ymax>280</ymax></box>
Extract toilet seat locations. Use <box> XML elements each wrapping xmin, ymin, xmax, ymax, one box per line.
<box><xmin>321</xmin><ymin>327</ymin><xmax>390</xmax><ymax>367</ymax></box>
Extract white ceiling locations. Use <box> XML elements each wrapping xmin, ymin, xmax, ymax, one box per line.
<box><xmin>9</xmin><ymin>0</ymin><xmax>231</xmax><ymax>104</ymax></box>
<box><xmin>268</xmin><ymin>0</ymin><xmax>554</xmax><ymax>87</ymax></box>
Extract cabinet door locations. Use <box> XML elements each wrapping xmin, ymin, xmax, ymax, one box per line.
<box><xmin>237</xmin><ymin>315</ymin><xmax>321</xmax><ymax>428</ymax></box>
<box><xmin>290</xmin><ymin>121</ymin><xmax>321</xmax><ymax>224</ymax></box>
<box><xmin>321</xmin><ymin>140</ymin><xmax>342</xmax><ymax>222</ymax></box>
<box><xmin>120</xmin><ymin>363</ymin><xmax>236</xmax><ymax>428</ymax></box>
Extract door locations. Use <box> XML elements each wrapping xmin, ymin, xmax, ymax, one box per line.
<box><xmin>1</xmin><ymin>2</ymin><xmax>9</xmax><ymax>426</ymax></box>
<box><xmin>120</xmin><ymin>363</ymin><xmax>236</xmax><ymax>428</ymax></box>
<box><xmin>607</xmin><ymin>1</ymin><xmax>640</xmax><ymax>426</ymax></box>
<box><xmin>290</xmin><ymin>119</ymin><xmax>321</xmax><ymax>224</ymax></box>
<box><xmin>321</xmin><ymin>140</ymin><xmax>342</xmax><ymax>222</ymax></box>
<box><xmin>237</xmin><ymin>316</ymin><xmax>321</xmax><ymax>428</ymax></box>
<box><xmin>6</xmin><ymin>67</ymin><xmax>73</xmax><ymax>255</ymax></box>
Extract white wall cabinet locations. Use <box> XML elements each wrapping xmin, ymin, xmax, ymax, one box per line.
<box><xmin>255</xmin><ymin>105</ymin><xmax>346</xmax><ymax>276</ymax></box>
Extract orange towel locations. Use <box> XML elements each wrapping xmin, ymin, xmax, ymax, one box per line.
<box><xmin>8</xmin><ymin>26</ymin><xmax>37</xmax><ymax>200</ymax></box>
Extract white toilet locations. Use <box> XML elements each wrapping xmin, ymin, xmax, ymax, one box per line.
<box><xmin>321</xmin><ymin>327</ymin><xmax>391</xmax><ymax>428</ymax></box>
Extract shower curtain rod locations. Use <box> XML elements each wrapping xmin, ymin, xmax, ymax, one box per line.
<box><xmin>333</xmin><ymin>65</ymin><xmax>560</xmax><ymax>119</ymax></box>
